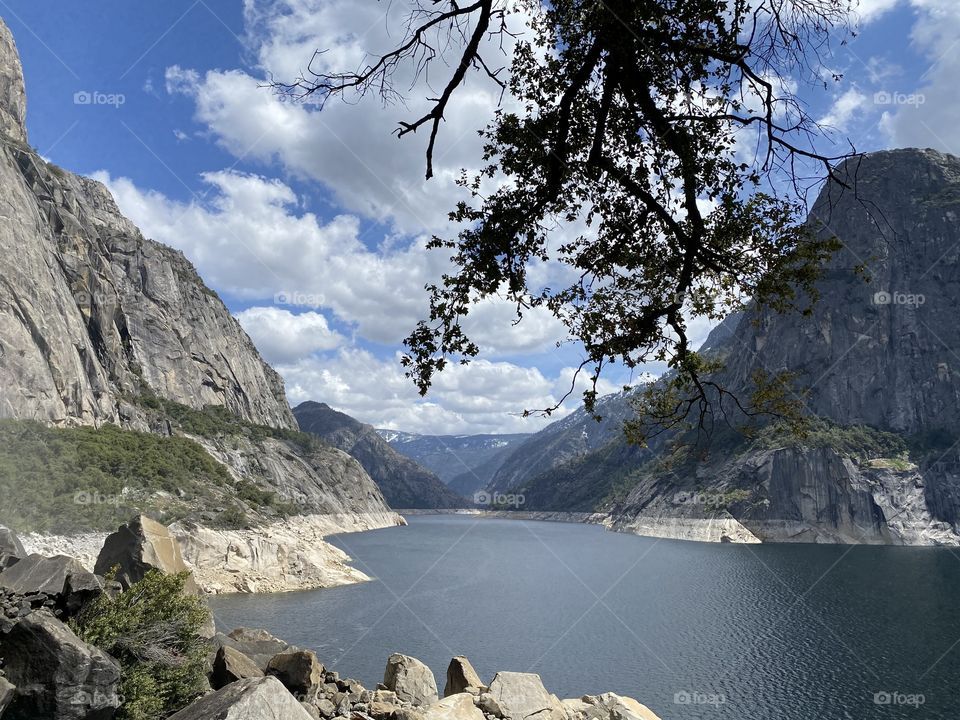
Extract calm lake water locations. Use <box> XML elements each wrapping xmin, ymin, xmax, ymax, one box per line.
<box><xmin>209</xmin><ymin>515</ymin><xmax>960</xmax><ymax>720</ymax></box>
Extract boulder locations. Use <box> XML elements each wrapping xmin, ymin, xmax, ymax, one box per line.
<box><xmin>580</xmin><ymin>693</ymin><xmax>661</xmax><ymax>720</ymax></box>
<box><xmin>168</xmin><ymin>676</ymin><xmax>315</xmax><ymax>719</ymax></box>
<box><xmin>383</xmin><ymin>654</ymin><xmax>438</xmax><ymax>707</ymax></box>
<box><xmin>214</xmin><ymin>627</ymin><xmax>294</xmax><ymax>671</ymax></box>
<box><xmin>443</xmin><ymin>656</ymin><xmax>485</xmax><ymax>697</ymax></box>
<box><xmin>0</xmin><ymin>675</ymin><xmax>15</xmax><ymax>714</ymax></box>
<box><xmin>0</xmin><ymin>609</ymin><xmax>121</xmax><ymax>720</ymax></box>
<box><xmin>487</xmin><ymin>672</ymin><xmax>567</xmax><ymax>720</ymax></box>
<box><xmin>94</xmin><ymin>515</ymin><xmax>199</xmax><ymax>592</ymax></box>
<box><xmin>395</xmin><ymin>709</ymin><xmax>426</xmax><ymax>720</ymax></box>
<box><xmin>63</xmin><ymin>572</ymin><xmax>106</xmax><ymax>616</ymax></box>
<box><xmin>423</xmin><ymin>694</ymin><xmax>485</xmax><ymax>720</ymax></box>
<box><xmin>561</xmin><ymin>699</ymin><xmax>591</xmax><ymax>719</ymax></box>
<box><xmin>316</xmin><ymin>697</ymin><xmax>338</xmax><ymax>717</ymax></box>
<box><xmin>266</xmin><ymin>648</ymin><xmax>324</xmax><ymax>697</ymax></box>
<box><xmin>370</xmin><ymin>700</ymin><xmax>401</xmax><ymax>719</ymax></box>
<box><xmin>0</xmin><ymin>525</ymin><xmax>24</xmax><ymax>569</ymax></box>
<box><xmin>212</xmin><ymin>645</ymin><xmax>264</xmax><ymax>690</ymax></box>
<box><xmin>0</xmin><ymin>554</ymin><xmax>86</xmax><ymax>597</ymax></box>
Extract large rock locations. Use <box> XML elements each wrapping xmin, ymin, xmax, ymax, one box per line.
<box><xmin>0</xmin><ymin>609</ymin><xmax>121</xmax><ymax>720</ymax></box>
<box><xmin>266</xmin><ymin>649</ymin><xmax>324</xmax><ymax>697</ymax></box>
<box><xmin>215</xmin><ymin>628</ymin><xmax>295</xmax><ymax>671</ymax></box>
<box><xmin>384</xmin><ymin>654</ymin><xmax>439</xmax><ymax>707</ymax></box>
<box><xmin>0</xmin><ymin>676</ymin><xmax>15</xmax><ymax>715</ymax></box>
<box><xmin>212</xmin><ymin>646</ymin><xmax>264</xmax><ymax>690</ymax></box>
<box><xmin>423</xmin><ymin>694</ymin><xmax>485</xmax><ymax>720</ymax></box>
<box><xmin>443</xmin><ymin>656</ymin><xmax>485</xmax><ymax>697</ymax></box>
<box><xmin>94</xmin><ymin>515</ymin><xmax>198</xmax><ymax>592</ymax></box>
<box><xmin>63</xmin><ymin>572</ymin><xmax>107</xmax><ymax>617</ymax></box>
<box><xmin>579</xmin><ymin>693</ymin><xmax>660</xmax><ymax>720</ymax></box>
<box><xmin>0</xmin><ymin>554</ymin><xmax>86</xmax><ymax>597</ymax></box>
<box><xmin>487</xmin><ymin>672</ymin><xmax>567</xmax><ymax>720</ymax></box>
<box><xmin>0</xmin><ymin>525</ymin><xmax>24</xmax><ymax>569</ymax></box>
<box><xmin>168</xmin><ymin>676</ymin><xmax>314</xmax><ymax>719</ymax></box>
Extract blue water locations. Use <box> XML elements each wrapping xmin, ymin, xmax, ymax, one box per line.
<box><xmin>209</xmin><ymin>515</ymin><xmax>960</xmax><ymax>720</ymax></box>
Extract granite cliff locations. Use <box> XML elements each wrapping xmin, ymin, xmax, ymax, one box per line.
<box><xmin>0</xmin><ymin>17</ymin><xmax>402</xmax><ymax>591</ymax></box>
<box><xmin>480</xmin><ymin>149</ymin><xmax>960</xmax><ymax>545</ymax></box>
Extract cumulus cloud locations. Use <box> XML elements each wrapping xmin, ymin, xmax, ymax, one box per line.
<box><xmin>235</xmin><ymin>306</ymin><xmax>342</xmax><ymax>364</ymax></box>
<box><xmin>279</xmin><ymin>348</ymin><xmax>620</xmax><ymax>434</ymax></box>
<box><xmin>884</xmin><ymin>1</ymin><xmax>960</xmax><ymax>152</ymax></box>
<box><xmin>163</xmin><ymin>0</ymin><xmax>531</xmax><ymax>234</ymax></box>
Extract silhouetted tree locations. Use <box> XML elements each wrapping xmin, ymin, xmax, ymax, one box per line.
<box><xmin>278</xmin><ymin>0</ymin><xmax>859</xmax><ymax>441</ymax></box>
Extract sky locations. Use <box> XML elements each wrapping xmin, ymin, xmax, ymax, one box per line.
<box><xmin>2</xmin><ymin>0</ymin><xmax>956</xmax><ymax>434</ymax></box>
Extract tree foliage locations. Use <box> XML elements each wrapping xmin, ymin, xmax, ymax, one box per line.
<box><xmin>71</xmin><ymin>570</ymin><xmax>210</xmax><ymax>720</ymax></box>
<box><xmin>280</xmin><ymin>0</ymin><xmax>859</xmax><ymax>440</ymax></box>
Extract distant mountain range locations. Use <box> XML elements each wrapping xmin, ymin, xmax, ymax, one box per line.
<box><xmin>377</xmin><ymin>430</ymin><xmax>531</xmax><ymax>497</ymax></box>
<box><xmin>297</xmin><ymin>403</ymin><xmax>466</xmax><ymax>509</ymax></box>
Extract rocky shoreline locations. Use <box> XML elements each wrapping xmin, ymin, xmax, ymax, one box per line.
<box><xmin>0</xmin><ymin>519</ymin><xmax>663</xmax><ymax>720</ymax></box>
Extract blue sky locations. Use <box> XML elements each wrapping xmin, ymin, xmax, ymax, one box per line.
<box><xmin>3</xmin><ymin>0</ymin><xmax>956</xmax><ymax>433</ymax></box>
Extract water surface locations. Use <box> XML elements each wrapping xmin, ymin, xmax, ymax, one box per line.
<box><xmin>210</xmin><ymin>515</ymin><xmax>960</xmax><ymax>720</ymax></box>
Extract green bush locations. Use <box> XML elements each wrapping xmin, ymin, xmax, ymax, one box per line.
<box><xmin>71</xmin><ymin>570</ymin><xmax>210</xmax><ymax>720</ymax></box>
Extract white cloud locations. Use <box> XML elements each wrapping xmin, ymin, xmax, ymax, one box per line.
<box><xmin>235</xmin><ymin>306</ymin><xmax>342</xmax><ymax>364</ymax></box>
<box><xmin>884</xmin><ymin>0</ymin><xmax>960</xmax><ymax>151</ymax></box>
<box><xmin>819</xmin><ymin>88</ymin><xmax>869</xmax><ymax>131</ymax></box>
<box><xmin>163</xmin><ymin>0</ymin><xmax>532</xmax><ymax>235</ymax></box>
<box><xmin>854</xmin><ymin>0</ymin><xmax>902</xmax><ymax>23</ymax></box>
<box><xmin>279</xmin><ymin>348</ymin><xmax>619</xmax><ymax>434</ymax></box>
<box><xmin>94</xmin><ymin>169</ymin><xmax>445</xmax><ymax>345</ymax></box>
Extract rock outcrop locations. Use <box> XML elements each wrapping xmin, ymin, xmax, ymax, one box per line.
<box><xmin>295</xmin><ymin>402</ymin><xmax>466</xmax><ymax>509</ymax></box>
<box><xmin>0</xmin><ymin>15</ymin><xmax>403</xmax><ymax>589</ymax></box>
<box><xmin>469</xmin><ymin>149</ymin><xmax>960</xmax><ymax>546</ymax></box>
<box><xmin>94</xmin><ymin>515</ymin><xmax>199</xmax><ymax>591</ymax></box>
<box><xmin>0</xmin><ymin>554</ymin><xmax>86</xmax><ymax>596</ymax></box>
<box><xmin>0</xmin><ymin>609</ymin><xmax>122</xmax><ymax>720</ymax></box>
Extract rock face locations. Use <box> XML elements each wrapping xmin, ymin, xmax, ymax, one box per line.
<box><xmin>212</xmin><ymin>646</ymin><xmax>265</xmax><ymax>690</ymax></box>
<box><xmin>0</xmin><ymin>27</ymin><xmax>292</xmax><ymax>429</ymax></box>
<box><xmin>0</xmin><ymin>16</ymin><xmax>402</xmax><ymax>588</ymax></box>
<box><xmin>0</xmin><ymin>609</ymin><xmax>122</xmax><ymax>720</ymax></box>
<box><xmin>266</xmin><ymin>649</ymin><xmax>324</xmax><ymax>697</ymax></box>
<box><xmin>424</xmin><ymin>693</ymin><xmax>485</xmax><ymax>720</ymax></box>
<box><xmin>168</xmin><ymin>676</ymin><xmax>314</xmax><ymax>720</ymax></box>
<box><xmin>213</xmin><ymin>628</ymin><xmax>295</xmax><ymax>672</ymax></box>
<box><xmin>0</xmin><ymin>554</ymin><xmax>86</xmax><ymax>596</ymax></box>
<box><xmin>487</xmin><ymin>672</ymin><xmax>567</xmax><ymax>720</ymax></box>
<box><xmin>295</xmin><ymin>402</ymin><xmax>466</xmax><ymax>509</ymax></box>
<box><xmin>383</xmin><ymin>654</ymin><xmax>439</xmax><ymax>707</ymax></box>
<box><xmin>94</xmin><ymin>515</ymin><xmax>198</xmax><ymax>591</ymax></box>
<box><xmin>472</xmin><ymin>149</ymin><xmax>960</xmax><ymax>546</ymax></box>
<box><xmin>0</xmin><ymin>525</ymin><xmax>25</xmax><ymax>568</ymax></box>
<box><xmin>444</xmin><ymin>657</ymin><xmax>485</xmax><ymax>697</ymax></box>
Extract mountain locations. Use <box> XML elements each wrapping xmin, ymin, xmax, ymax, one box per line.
<box><xmin>490</xmin><ymin>149</ymin><xmax>960</xmax><ymax>546</ymax></box>
<box><xmin>377</xmin><ymin>430</ymin><xmax>531</xmax><ymax>496</ymax></box>
<box><xmin>0</xmin><ymin>18</ymin><xmax>400</xmax><ymax>591</ymax></box>
<box><xmin>295</xmin><ymin>402</ymin><xmax>467</xmax><ymax>508</ymax></box>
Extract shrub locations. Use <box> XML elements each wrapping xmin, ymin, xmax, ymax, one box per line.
<box><xmin>71</xmin><ymin>570</ymin><xmax>210</xmax><ymax>720</ymax></box>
